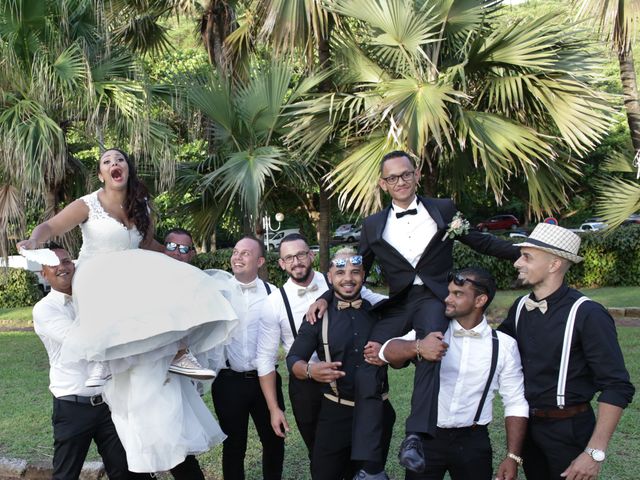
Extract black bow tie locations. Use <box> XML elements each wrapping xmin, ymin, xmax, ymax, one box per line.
<box><xmin>396</xmin><ymin>208</ymin><xmax>418</xmax><ymax>219</ymax></box>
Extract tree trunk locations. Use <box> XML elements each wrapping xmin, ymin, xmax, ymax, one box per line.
<box><xmin>619</xmin><ymin>47</ymin><xmax>640</xmax><ymax>153</ymax></box>
<box><xmin>316</xmin><ymin>23</ymin><xmax>333</xmax><ymax>273</ymax></box>
<box><xmin>201</xmin><ymin>0</ymin><xmax>236</xmax><ymax>75</ymax></box>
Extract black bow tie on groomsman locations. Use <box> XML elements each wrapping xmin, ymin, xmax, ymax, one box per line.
<box><xmin>337</xmin><ymin>299</ymin><xmax>363</xmax><ymax>310</ymax></box>
<box><xmin>396</xmin><ymin>208</ymin><xmax>418</xmax><ymax>219</ymax></box>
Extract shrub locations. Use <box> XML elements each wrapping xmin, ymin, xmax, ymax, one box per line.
<box><xmin>0</xmin><ymin>268</ymin><xmax>43</xmax><ymax>308</ymax></box>
<box><xmin>193</xmin><ymin>249</ymin><xmax>288</xmax><ymax>286</ymax></box>
<box><xmin>453</xmin><ymin>225</ymin><xmax>640</xmax><ymax>289</ymax></box>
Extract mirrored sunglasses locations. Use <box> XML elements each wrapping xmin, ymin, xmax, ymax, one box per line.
<box><xmin>331</xmin><ymin>255</ymin><xmax>363</xmax><ymax>268</ymax></box>
<box><xmin>165</xmin><ymin>242</ymin><xmax>193</xmax><ymax>254</ymax></box>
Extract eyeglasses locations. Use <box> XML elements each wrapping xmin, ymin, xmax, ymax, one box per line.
<box><xmin>281</xmin><ymin>251</ymin><xmax>310</xmax><ymax>264</ymax></box>
<box><xmin>165</xmin><ymin>242</ymin><xmax>193</xmax><ymax>254</ymax></box>
<box><xmin>330</xmin><ymin>255</ymin><xmax>363</xmax><ymax>268</ymax></box>
<box><xmin>381</xmin><ymin>170</ymin><xmax>415</xmax><ymax>185</ymax></box>
<box><xmin>447</xmin><ymin>272</ymin><xmax>488</xmax><ymax>294</ymax></box>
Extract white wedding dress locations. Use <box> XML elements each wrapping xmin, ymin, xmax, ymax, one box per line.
<box><xmin>61</xmin><ymin>190</ymin><xmax>237</xmax><ymax>472</ymax></box>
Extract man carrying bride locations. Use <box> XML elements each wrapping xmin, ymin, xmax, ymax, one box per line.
<box><xmin>19</xmin><ymin>148</ymin><xmax>238</xmax><ymax>474</ymax></box>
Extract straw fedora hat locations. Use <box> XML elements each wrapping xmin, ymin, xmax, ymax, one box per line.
<box><xmin>516</xmin><ymin>223</ymin><xmax>583</xmax><ymax>263</ymax></box>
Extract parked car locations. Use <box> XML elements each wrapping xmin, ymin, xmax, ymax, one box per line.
<box><xmin>573</xmin><ymin>222</ymin><xmax>608</xmax><ymax>233</ymax></box>
<box><xmin>333</xmin><ymin>225</ymin><xmax>361</xmax><ymax>243</ymax></box>
<box><xmin>476</xmin><ymin>214</ymin><xmax>520</xmax><ymax>232</ymax></box>
<box><xmin>264</xmin><ymin>228</ymin><xmax>300</xmax><ymax>251</ymax></box>
<box><xmin>622</xmin><ymin>214</ymin><xmax>640</xmax><ymax>226</ymax></box>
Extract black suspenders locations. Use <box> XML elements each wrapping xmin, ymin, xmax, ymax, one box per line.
<box><xmin>262</xmin><ymin>280</ymin><xmax>272</xmax><ymax>295</ymax></box>
<box><xmin>473</xmin><ymin>329</ymin><xmax>499</xmax><ymax>424</ymax></box>
<box><xmin>279</xmin><ymin>287</ymin><xmax>297</xmax><ymax>338</ymax></box>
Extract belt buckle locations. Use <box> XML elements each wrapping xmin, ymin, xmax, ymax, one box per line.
<box><xmin>90</xmin><ymin>394</ymin><xmax>104</xmax><ymax>406</ymax></box>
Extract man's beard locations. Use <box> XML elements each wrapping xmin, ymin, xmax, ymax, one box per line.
<box><xmin>289</xmin><ymin>265</ymin><xmax>312</xmax><ymax>283</ymax></box>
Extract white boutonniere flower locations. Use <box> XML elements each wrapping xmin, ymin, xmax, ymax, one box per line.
<box><xmin>442</xmin><ymin>211</ymin><xmax>470</xmax><ymax>241</ymax></box>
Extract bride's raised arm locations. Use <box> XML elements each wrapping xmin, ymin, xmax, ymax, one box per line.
<box><xmin>17</xmin><ymin>199</ymin><xmax>89</xmax><ymax>250</ymax></box>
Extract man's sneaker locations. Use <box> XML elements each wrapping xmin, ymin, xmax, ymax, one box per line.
<box><xmin>85</xmin><ymin>362</ymin><xmax>112</xmax><ymax>387</ymax></box>
<box><xmin>353</xmin><ymin>469</ymin><xmax>390</xmax><ymax>480</ymax></box>
<box><xmin>169</xmin><ymin>350</ymin><xmax>216</xmax><ymax>380</ymax></box>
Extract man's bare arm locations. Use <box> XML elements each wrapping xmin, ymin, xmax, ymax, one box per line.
<box><xmin>383</xmin><ymin>332</ymin><xmax>447</xmax><ymax>368</ymax></box>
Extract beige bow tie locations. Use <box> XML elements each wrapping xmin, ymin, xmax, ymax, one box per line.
<box><xmin>525</xmin><ymin>297</ymin><xmax>548</xmax><ymax>314</ymax></box>
<box><xmin>239</xmin><ymin>280</ymin><xmax>257</xmax><ymax>292</ymax></box>
<box><xmin>337</xmin><ymin>299</ymin><xmax>363</xmax><ymax>310</ymax></box>
<box><xmin>453</xmin><ymin>329</ymin><xmax>481</xmax><ymax>338</ymax></box>
<box><xmin>298</xmin><ymin>283</ymin><xmax>319</xmax><ymax>297</ymax></box>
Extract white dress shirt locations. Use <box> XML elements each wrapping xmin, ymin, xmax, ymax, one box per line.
<box><xmin>224</xmin><ymin>277</ymin><xmax>276</xmax><ymax>372</ymax></box>
<box><xmin>382</xmin><ymin>197</ymin><xmax>437</xmax><ymax>285</ymax></box>
<box><xmin>380</xmin><ymin>317</ymin><xmax>528</xmax><ymax>427</ymax></box>
<box><xmin>256</xmin><ymin>271</ymin><xmax>386</xmax><ymax>376</ymax></box>
<box><xmin>33</xmin><ymin>289</ymin><xmax>101</xmax><ymax>398</ymax></box>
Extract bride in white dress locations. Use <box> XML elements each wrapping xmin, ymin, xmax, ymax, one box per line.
<box><xmin>18</xmin><ymin>148</ymin><xmax>237</xmax><ymax>472</ymax></box>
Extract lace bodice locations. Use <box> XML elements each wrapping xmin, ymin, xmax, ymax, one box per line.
<box><xmin>77</xmin><ymin>190</ymin><xmax>143</xmax><ymax>263</ymax></box>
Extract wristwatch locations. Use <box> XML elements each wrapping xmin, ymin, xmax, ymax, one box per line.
<box><xmin>584</xmin><ymin>447</ymin><xmax>606</xmax><ymax>462</ymax></box>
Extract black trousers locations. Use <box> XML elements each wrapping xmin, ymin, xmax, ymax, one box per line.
<box><xmin>352</xmin><ymin>286</ymin><xmax>448</xmax><ymax>461</ymax></box>
<box><xmin>170</xmin><ymin>455</ymin><xmax>205</xmax><ymax>480</ymax></box>
<box><xmin>288</xmin><ymin>375</ymin><xmax>323</xmax><ymax>459</ymax></box>
<box><xmin>52</xmin><ymin>396</ymin><xmax>152</xmax><ymax>480</ymax></box>
<box><xmin>312</xmin><ymin>398</ymin><xmax>396</xmax><ymax>480</ymax></box>
<box><xmin>212</xmin><ymin>370</ymin><xmax>285</xmax><ymax>480</ymax></box>
<box><xmin>523</xmin><ymin>408</ymin><xmax>596</xmax><ymax>479</ymax></box>
<box><xmin>405</xmin><ymin>425</ymin><xmax>492</xmax><ymax>480</ymax></box>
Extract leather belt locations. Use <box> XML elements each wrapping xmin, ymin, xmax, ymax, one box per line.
<box><xmin>57</xmin><ymin>394</ymin><xmax>104</xmax><ymax>406</ymax></box>
<box><xmin>324</xmin><ymin>392</ymin><xmax>389</xmax><ymax>407</ymax></box>
<box><xmin>219</xmin><ymin>369</ymin><xmax>258</xmax><ymax>379</ymax></box>
<box><xmin>530</xmin><ymin>402</ymin><xmax>589</xmax><ymax>419</ymax></box>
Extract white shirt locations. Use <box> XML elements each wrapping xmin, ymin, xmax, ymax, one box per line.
<box><xmin>224</xmin><ymin>277</ymin><xmax>276</xmax><ymax>372</ymax></box>
<box><xmin>382</xmin><ymin>197</ymin><xmax>437</xmax><ymax>285</ymax></box>
<box><xmin>256</xmin><ymin>271</ymin><xmax>386</xmax><ymax>376</ymax></box>
<box><xmin>380</xmin><ymin>318</ymin><xmax>528</xmax><ymax>427</ymax></box>
<box><xmin>33</xmin><ymin>290</ymin><xmax>101</xmax><ymax>398</ymax></box>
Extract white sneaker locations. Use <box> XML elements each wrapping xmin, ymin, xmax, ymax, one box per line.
<box><xmin>85</xmin><ymin>362</ymin><xmax>112</xmax><ymax>387</ymax></box>
<box><xmin>169</xmin><ymin>350</ymin><xmax>216</xmax><ymax>380</ymax></box>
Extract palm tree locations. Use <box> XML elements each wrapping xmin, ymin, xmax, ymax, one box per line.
<box><xmin>286</xmin><ymin>0</ymin><xmax>614</xmax><ymax>219</ymax></box>
<box><xmin>0</xmin><ymin>0</ymin><xmax>176</xmax><ymax>255</ymax></box>
<box><xmin>172</xmin><ymin>59</ymin><xmax>330</xmax><ymax>243</ymax></box>
<box><xmin>572</xmin><ymin>0</ymin><xmax>640</xmax><ymax>226</ymax></box>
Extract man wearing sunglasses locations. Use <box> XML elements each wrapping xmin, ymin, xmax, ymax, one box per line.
<box><xmin>164</xmin><ymin>228</ymin><xmax>196</xmax><ymax>263</ymax></box>
<box><xmin>309</xmin><ymin>151</ymin><xmax>519</xmax><ymax>477</ymax></box>
<box><xmin>378</xmin><ymin>268</ymin><xmax>528</xmax><ymax>480</ymax></box>
<box><xmin>256</xmin><ymin>234</ymin><xmax>386</xmax><ymax>470</ymax></box>
<box><xmin>287</xmin><ymin>248</ymin><xmax>396</xmax><ymax>480</ymax></box>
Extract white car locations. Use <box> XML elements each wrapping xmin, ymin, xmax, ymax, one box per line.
<box><xmin>573</xmin><ymin>222</ymin><xmax>608</xmax><ymax>233</ymax></box>
<box><xmin>333</xmin><ymin>225</ymin><xmax>361</xmax><ymax>243</ymax></box>
<box><xmin>264</xmin><ymin>228</ymin><xmax>301</xmax><ymax>251</ymax></box>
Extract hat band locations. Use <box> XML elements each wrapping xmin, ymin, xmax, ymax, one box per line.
<box><xmin>521</xmin><ymin>237</ymin><xmax>577</xmax><ymax>256</ymax></box>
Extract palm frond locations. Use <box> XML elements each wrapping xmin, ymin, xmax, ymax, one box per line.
<box><xmin>596</xmin><ymin>177</ymin><xmax>640</xmax><ymax>227</ymax></box>
<box><xmin>199</xmin><ymin>146</ymin><xmax>288</xmax><ymax>216</ymax></box>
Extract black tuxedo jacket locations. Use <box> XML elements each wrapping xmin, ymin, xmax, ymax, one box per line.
<box><xmin>359</xmin><ymin>196</ymin><xmax>519</xmax><ymax>301</ymax></box>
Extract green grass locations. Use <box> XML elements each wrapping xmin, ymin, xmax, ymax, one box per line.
<box><xmin>487</xmin><ymin>286</ymin><xmax>639</xmax><ymax>321</ymax></box>
<box><xmin>1</xmin><ymin>327</ymin><xmax>638</xmax><ymax>479</ymax></box>
<box><xmin>0</xmin><ymin>307</ymin><xmax>33</xmax><ymax>328</ymax></box>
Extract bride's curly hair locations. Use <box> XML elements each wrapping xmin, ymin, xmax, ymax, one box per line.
<box><xmin>99</xmin><ymin>149</ymin><xmax>152</xmax><ymax>239</ymax></box>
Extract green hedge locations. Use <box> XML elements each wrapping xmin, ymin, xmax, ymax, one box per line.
<box><xmin>453</xmin><ymin>225</ymin><xmax>640</xmax><ymax>289</ymax></box>
<box><xmin>193</xmin><ymin>227</ymin><xmax>640</xmax><ymax>290</ymax></box>
<box><xmin>192</xmin><ymin>249</ymin><xmax>289</xmax><ymax>286</ymax></box>
<box><xmin>0</xmin><ymin>268</ymin><xmax>43</xmax><ymax>308</ymax></box>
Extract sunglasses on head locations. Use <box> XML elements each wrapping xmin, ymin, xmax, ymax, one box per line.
<box><xmin>447</xmin><ymin>272</ymin><xmax>488</xmax><ymax>294</ymax></box>
<box><xmin>165</xmin><ymin>242</ymin><xmax>193</xmax><ymax>254</ymax></box>
<box><xmin>331</xmin><ymin>255</ymin><xmax>363</xmax><ymax>268</ymax></box>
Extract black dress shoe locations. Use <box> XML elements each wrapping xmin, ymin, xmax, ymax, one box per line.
<box><xmin>398</xmin><ymin>433</ymin><xmax>426</xmax><ymax>473</ymax></box>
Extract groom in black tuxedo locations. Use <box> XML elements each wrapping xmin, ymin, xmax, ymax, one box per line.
<box><xmin>350</xmin><ymin>151</ymin><xmax>520</xmax><ymax>478</ymax></box>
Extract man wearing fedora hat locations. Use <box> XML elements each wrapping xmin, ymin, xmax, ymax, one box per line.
<box><xmin>499</xmin><ymin>223</ymin><xmax>634</xmax><ymax>480</ymax></box>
